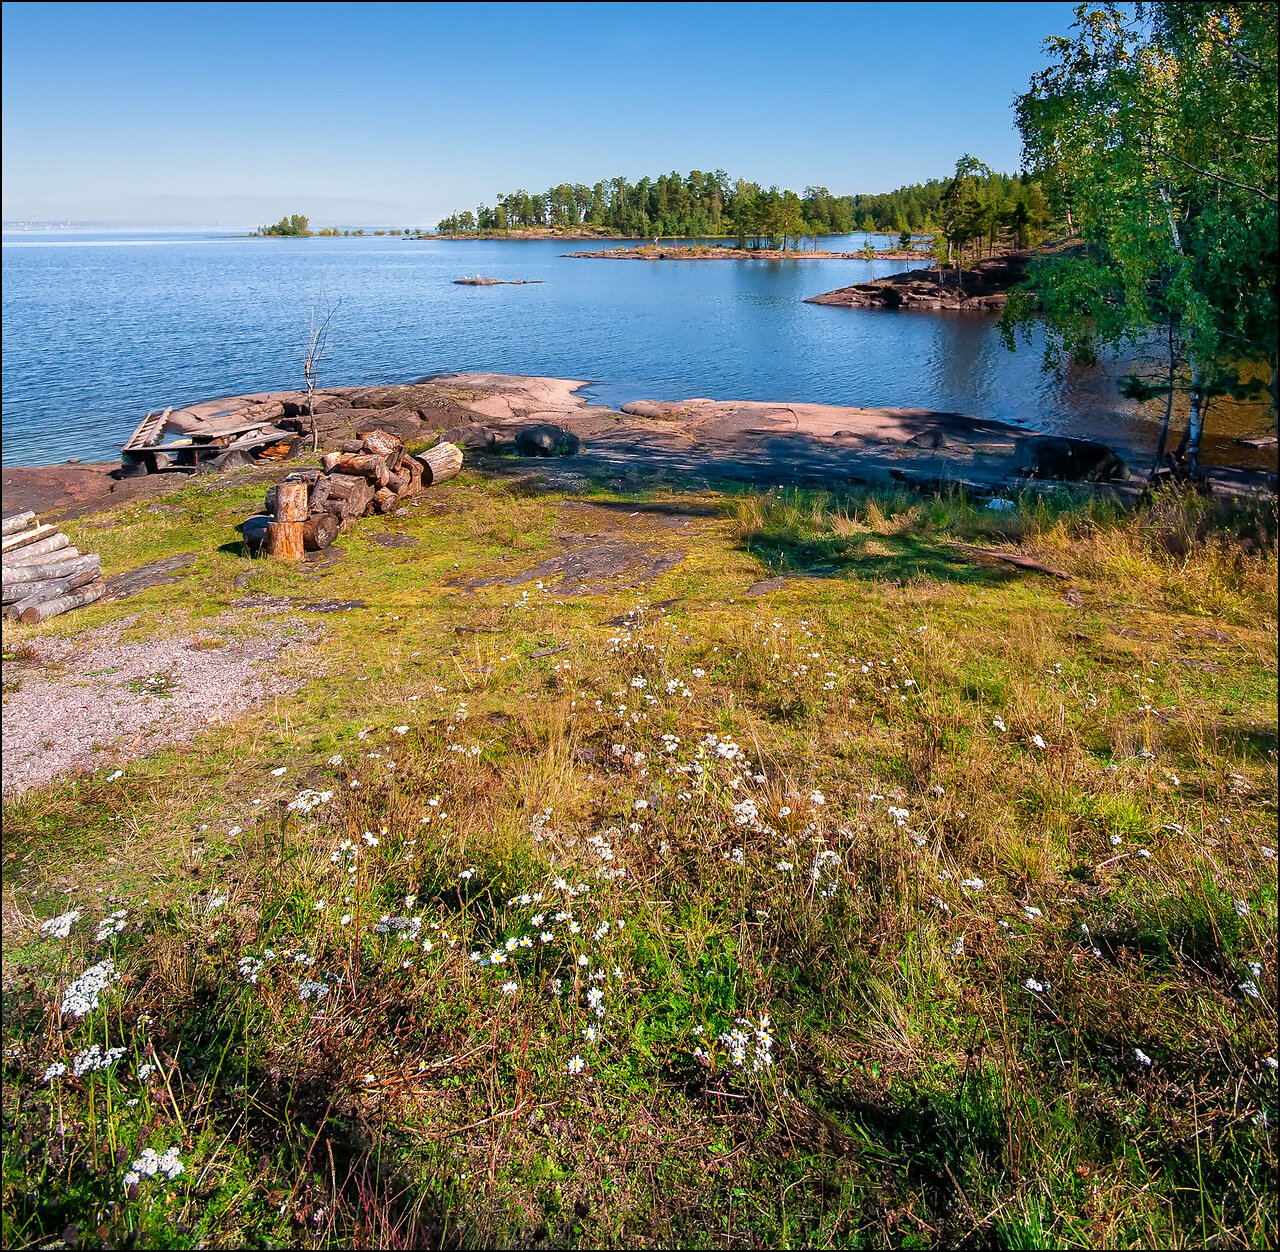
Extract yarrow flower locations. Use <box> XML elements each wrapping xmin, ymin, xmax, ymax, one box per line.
<box><xmin>127</xmin><ymin>1145</ymin><xmax>184</xmax><ymax>1184</ymax></box>
<box><xmin>40</xmin><ymin>910</ymin><xmax>80</xmax><ymax>940</ymax></box>
<box><xmin>72</xmin><ymin>1044</ymin><xmax>127</xmax><ymax>1076</ymax></box>
<box><xmin>61</xmin><ymin>960</ymin><xmax>117</xmax><ymax>1018</ymax></box>
<box><xmin>95</xmin><ymin>910</ymin><xmax>128</xmax><ymax>943</ymax></box>
<box><xmin>42</xmin><ymin>1063</ymin><xmax>67</xmax><ymax>1083</ymax></box>
<box><xmin>287</xmin><ymin>789</ymin><xmax>333</xmax><ymax>814</ymax></box>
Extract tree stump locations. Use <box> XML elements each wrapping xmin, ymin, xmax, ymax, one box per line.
<box><xmin>417</xmin><ymin>442</ymin><xmax>463</xmax><ymax>486</ymax></box>
<box><xmin>267</xmin><ymin>520</ymin><xmax>305</xmax><ymax>560</ymax></box>
<box><xmin>274</xmin><ymin>480</ymin><xmax>310</xmax><ymax>523</ymax></box>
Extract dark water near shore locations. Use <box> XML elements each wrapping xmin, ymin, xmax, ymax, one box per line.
<box><xmin>1</xmin><ymin>230</ymin><xmax>1270</xmax><ymax>468</ymax></box>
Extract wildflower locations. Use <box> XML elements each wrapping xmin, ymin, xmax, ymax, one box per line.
<box><xmin>1135</xmin><ymin>1048</ymin><xmax>1153</xmax><ymax>1066</ymax></box>
<box><xmin>992</xmin><ymin>716</ymin><xmax>1007</xmax><ymax>732</ymax></box>
<box><xmin>949</xmin><ymin>936</ymin><xmax>966</xmax><ymax>956</ymax></box>
<box><xmin>501</xmin><ymin>981</ymin><xmax>518</xmax><ymax>996</ymax></box>
<box><xmin>270</xmin><ymin>766</ymin><xmax>287</xmax><ymax>777</ymax></box>
<box><xmin>297</xmin><ymin>979</ymin><xmax>329</xmax><ymax>1001</ymax></box>
<box><xmin>1024</xmin><ymin>906</ymin><xmax>1043</xmax><ymax>920</ymax></box>
<box><xmin>107</xmin><ymin>769</ymin><xmax>124</xmax><ymax>781</ymax></box>
<box><xmin>887</xmin><ymin>806</ymin><xmax>909</xmax><ymax>826</ymax></box>
<box><xmin>138</xmin><ymin>1062</ymin><xmax>156</xmax><ymax>1081</ymax></box>
<box><xmin>393</xmin><ymin>725</ymin><xmax>409</xmax><ymax>735</ymax></box>
<box><xmin>1031</xmin><ymin>734</ymin><xmax>1047</xmax><ymax>750</ymax></box>
<box><xmin>567</xmin><ymin>1055</ymin><xmax>585</xmax><ymax>1075</ymax></box>
<box><xmin>42</xmin><ymin>1063</ymin><xmax>67</xmax><ymax>1083</ymax></box>
<box><xmin>61</xmin><ymin>959</ymin><xmax>117</xmax><ymax>1017</ymax></box>
<box><xmin>1263</xmin><ymin>1057</ymin><xmax>1278</xmax><ymax>1070</ymax></box>
<box><xmin>206</xmin><ymin>894</ymin><xmax>227</xmax><ymax>912</ymax></box>
<box><xmin>1240</xmin><ymin>979</ymin><xmax>1262</xmax><ymax>1000</ymax></box>
<box><xmin>583</xmin><ymin>1026</ymin><xmax>598</xmax><ymax>1044</ymax></box>
<box><xmin>577</xmin><ymin>954</ymin><xmax>589</xmax><ymax>966</ymax></box>
<box><xmin>1137</xmin><ymin>848</ymin><xmax>1151</xmax><ymax>859</ymax></box>
<box><xmin>237</xmin><ymin>955</ymin><xmax>264</xmax><ymax>984</ymax></box>
<box><xmin>1024</xmin><ymin>978</ymin><xmax>1045</xmax><ymax>994</ymax></box>
<box><xmin>287</xmin><ymin>789</ymin><xmax>333</xmax><ymax>814</ymax></box>
<box><xmin>314</xmin><ymin>899</ymin><xmax>326</xmax><ymax>911</ymax></box>
<box><xmin>1109</xmin><ymin>834</ymin><xmax>1122</xmax><ymax>847</ymax></box>
<box><xmin>328</xmin><ymin>754</ymin><xmax>343</xmax><ymax>765</ymax></box>
<box><xmin>362</xmin><ymin>831</ymin><xmax>379</xmax><ymax>846</ymax></box>
<box><xmin>128</xmin><ymin>1145</ymin><xmax>184</xmax><ymax>1182</ymax></box>
<box><xmin>1234</xmin><ymin>899</ymin><xmax>1250</xmax><ymax>917</ymax></box>
<box><xmin>72</xmin><ymin>1044</ymin><xmax>127</xmax><ymax>1076</ymax></box>
<box><xmin>227</xmin><ymin>826</ymin><xmax>242</xmax><ymax>837</ymax></box>
<box><xmin>960</xmin><ymin>877</ymin><xmax>984</xmax><ymax>892</ymax></box>
<box><xmin>776</xmin><ymin>861</ymin><xmax>794</xmax><ymax>872</ymax></box>
<box><xmin>586</xmin><ymin>986</ymin><xmax>605</xmax><ymax>1013</ymax></box>
<box><xmin>692</xmin><ymin>668</ymin><xmax>706</xmax><ymax>678</ymax></box>
<box><xmin>777</xmin><ymin>805</ymin><xmax>791</xmax><ymax>817</ymax></box>
<box><xmin>40</xmin><ymin>910</ymin><xmax>80</xmax><ymax>940</ymax></box>
<box><xmin>810</xmin><ymin>790</ymin><xmax>826</xmax><ymax>806</ymax></box>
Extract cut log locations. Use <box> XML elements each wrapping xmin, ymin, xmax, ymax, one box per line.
<box><xmin>321</xmin><ymin>451</ymin><xmax>344</xmax><ymax>472</ymax></box>
<box><xmin>2</xmin><ymin>523</ymin><xmax>57</xmax><ymax>553</ymax></box>
<box><xmin>372</xmin><ymin>487</ymin><xmax>400</xmax><ymax>514</ymax></box>
<box><xmin>309</xmin><ymin>475</ymin><xmax>331</xmax><ymax>511</ymax></box>
<box><xmin>416</xmin><ymin>442</ymin><xmax>464</xmax><ymax>487</ymax></box>
<box><xmin>361</xmin><ymin>430</ymin><xmax>402</xmax><ymax>459</ymax></box>
<box><xmin>2</xmin><ymin>510</ymin><xmax>36</xmax><ymax>536</ymax></box>
<box><xmin>3</xmin><ymin>553</ymin><xmax>99</xmax><ymax>589</ymax></box>
<box><xmin>241</xmin><ymin>515</ymin><xmax>272</xmax><ymax>551</ymax></box>
<box><xmin>324</xmin><ymin>472</ymin><xmax>369</xmax><ymax>501</ymax></box>
<box><xmin>267</xmin><ymin>520</ymin><xmax>305</xmax><ymax>560</ymax></box>
<box><xmin>275</xmin><ymin>480</ymin><xmax>310</xmax><ymax>523</ymax></box>
<box><xmin>3</xmin><ymin>534</ymin><xmax>73</xmax><ymax>565</ymax></box>
<box><xmin>400</xmin><ymin>456</ymin><xmax>424</xmax><ymax>496</ymax></box>
<box><xmin>327</xmin><ymin>453</ymin><xmax>389</xmax><ymax>484</ymax></box>
<box><xmin>17</xmin><ymin>583</ymin><xmax>105</xmax><ymax>625</ymax></box>
<box><xmin>302</xmin><ymin>512</ymin><xmax>340</xmax><ymax>551</ymax></box>
<box><xmin>6</xmin><ymin>566</ymin><xmax>101</xmax><ymax>614</ymax></box>
<box><xmin>323</xmin><ymin>478</ymin><xmax>375</xmax><ymax>520</ymax></box>
<box><xmin>384</xmin><ymin>471</ymin><xmax>407</xmax><ymax>495</ymax></box>
<box><xmin>340</xmin><ymin>439</ymin><xmax>365</xmax><ymax>453</ymax></box>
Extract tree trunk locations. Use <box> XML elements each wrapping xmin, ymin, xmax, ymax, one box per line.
<box><xmin>274</xmin><ymin>480</ymin><xmax>310</xmax><ymax>523</ymax></box>
<box><xmin>17</xmin><ymin>582</ymin><xmax>104</xmax><ymax>625</ymax></box>
<box><xmin>417</xmin><ymin>442</ymin><xmax>464</xmax><ymax>487</ymax></box>
<box><xmin>302</xmin><ymin>512</ymin><xmax>340</xmax><ymax>550</ymax></box>
<box><xmin>1</xmin><ymin>510</ymin><xmax>36</xmax><ymax>536</ymax></box>
<box><xmin>1149</xmin><ymin>318</ymin><xmax>1176</xmax><ymax>483</ymax></box>
<box><xmin>6</xmin><ymin>566</ymin><xmax>100</xmax><ymax>614</ymax></box>
<box><xmin>3</xmin><ymin>534</ymin><xmax>73</xmax><ymax>565</ymax></box>
<box><xmin>2</xmin><ymin>553</ymin><xmax>99</xmax><ymax>589</ymax></box>
<box><xmin>267</xmin><ymin>521</ymin><xmax>305</xmax><ymax>560</ymax></box>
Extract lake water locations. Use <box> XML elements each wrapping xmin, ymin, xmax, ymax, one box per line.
<box><xmin>1</xmin><ymin>230</ymin><xmax>1267</xmax><ymax>469</ymax></box>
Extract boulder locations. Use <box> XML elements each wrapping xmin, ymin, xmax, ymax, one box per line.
<box><xmin>515</xmin><ymin>424</ymin><xmax>580</xmax><ymax>457</ymax></box>
<box><xmin>442</xmin><ymin>424</ymin><xmax>497</xmax><ymax>452</ymax></box>
<box><xmin>1017</xmin><ymin>435</ymin><xmax>1130</xmax><ymax>482</ymax></box>
<box><xmin>904</xmin><ymin>429</ymin><xmax>953</xmax><ymax>450</ymax></box>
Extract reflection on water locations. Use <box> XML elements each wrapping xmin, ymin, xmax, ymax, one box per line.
<box><xmin>1</xmin><ymin>231</ymin><xmax>1273</xmax><ymax>469</ymax></box>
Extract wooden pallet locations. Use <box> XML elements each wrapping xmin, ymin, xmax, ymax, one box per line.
<box><xmin>122</xmin><ymin>406</ymin><xmax>173</xmax><ymax>451</ymax></box>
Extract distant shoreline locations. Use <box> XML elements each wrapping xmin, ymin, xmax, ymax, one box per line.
<box><xmin>565</xmin><ymin>243</ymin><xmax>930</xmax><ymax>262</ymax></box>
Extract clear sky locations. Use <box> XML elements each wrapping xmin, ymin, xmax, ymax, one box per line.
<box><xmin>2</xmin><ymin>0</ymin><xmax>1082</xmax><ymax>227</ymax></box>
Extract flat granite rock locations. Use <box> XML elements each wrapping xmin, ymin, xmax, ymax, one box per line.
<box><xmin>102</xmin><ymin>553</ymin><xmax>199</xmax><ymax>601</ymax></box>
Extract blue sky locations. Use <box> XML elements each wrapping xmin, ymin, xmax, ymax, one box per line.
<box><xmin>2</xmin><ymin>1</ymin><xmax>1082</xmax><ymax>226</ymax></box>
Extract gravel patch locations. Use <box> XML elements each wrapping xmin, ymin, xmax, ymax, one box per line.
<box><xmin>1</xmin><ymin>615</ymin><xmax>314</xmax><ymax>796</ymax></box>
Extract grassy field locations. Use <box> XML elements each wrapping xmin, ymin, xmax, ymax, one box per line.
<box><xmin>2</xmin><ymin>466</ymin><xmax>1276</xmax><ymax>1249</ymax></box>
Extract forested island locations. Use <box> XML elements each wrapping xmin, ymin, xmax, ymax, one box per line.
<box><xmin>434</xmin><ymin>166</ymin><xmax>1053</xmax><ymax>250</ymax></box>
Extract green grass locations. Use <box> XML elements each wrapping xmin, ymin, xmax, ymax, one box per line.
<box><xmin>2</xmin><ymin>471</ymin><xmax>1276</xmax><ymax>1248</ymax></box>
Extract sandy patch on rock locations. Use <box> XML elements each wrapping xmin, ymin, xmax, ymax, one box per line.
<box><xmin>1</xmin><ymin>614</ymin><xmax>315</xmax><ymax>796</ymax></box>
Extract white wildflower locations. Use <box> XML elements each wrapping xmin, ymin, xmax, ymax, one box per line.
<box><xmin>41</xmin><ymin>910</ymin><xmax>80</xmax><ymax>940</ymax></box>
<box><xmin>270</xmin><ymin>766</ymin><xmax>287</xmax><ymax>777</ymax></box>
<box><xmin>61</xmin><ymin>959</ymin><xmax>117</xmax><ymax>1017</ymax></box>
<box><xmin>42</xmin><ymin>1063</ymin><xmax>67</xmax><ymax>1083</ymax></box>
<box><xmin>1135</xmin><ymin>1048</ymin><xmax>1153</xmax><ymax>1066</ymax></box>
<box><xmin>567</xmin><ymin>1055</ymin><xmax>585</xmax><ymax>1075</ymax></box>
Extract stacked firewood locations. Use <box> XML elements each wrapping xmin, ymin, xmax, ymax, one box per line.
<box><xmin>2</xmin><ymin>510</ymin><xmax>104</xmax><ymax>623</ymax></box>
<box><xmin>243</xmin><ymin>429</ymin><xmax>464</xmax><ymax>559</ymax></box>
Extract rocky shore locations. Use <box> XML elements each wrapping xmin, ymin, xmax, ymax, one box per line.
<box><xmin>5</xmin><ymin>375</ymin><xmax>1273</xmax><ymax>523</ymax></box>
<box><xmin>807</xmin><ymin>249</ymin><xmax>1032</xmax><ymax>312</ymax></box>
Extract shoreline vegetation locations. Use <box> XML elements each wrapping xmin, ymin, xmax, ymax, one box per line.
<box><xmin>2</xmin><ymin>372</ymin><xmax>1275</xmax><ymax>1250</ymax></box>
<box><xmin>564</xmin><ymin>243</ymin><xmax>930</xmax><ymax>262</ymax></box>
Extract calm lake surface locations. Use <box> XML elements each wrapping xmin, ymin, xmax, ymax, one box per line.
<box><xmin>1</xmin><ymin>230</ymin><xmax>1267</xmax><ymax>468</ymax></box>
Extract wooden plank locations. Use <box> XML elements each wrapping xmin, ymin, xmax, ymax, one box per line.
<box><xmin>1</xmin><ymin>523</ymin><xmax>56</xmax><ymax>554</ymax></box>
<box><xmin>123</xmin><ymin>406</ymin><xmax>171</xmax><ymax>450</ymax></box>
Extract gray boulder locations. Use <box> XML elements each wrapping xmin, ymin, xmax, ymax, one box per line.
<box><xmin>1017</xmin><ymin>435</ymin><xmax>1130</xmax><ymax>482</ymax></box>
<box><xmin>442</xmin><ymin>424</ymin><xmax>497</xmax><ymax>452</ymax></box>
<box><xmin>516</xmin><ymin>424</ymin><xmax>580</xmax><ymax>457</ymax></box>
